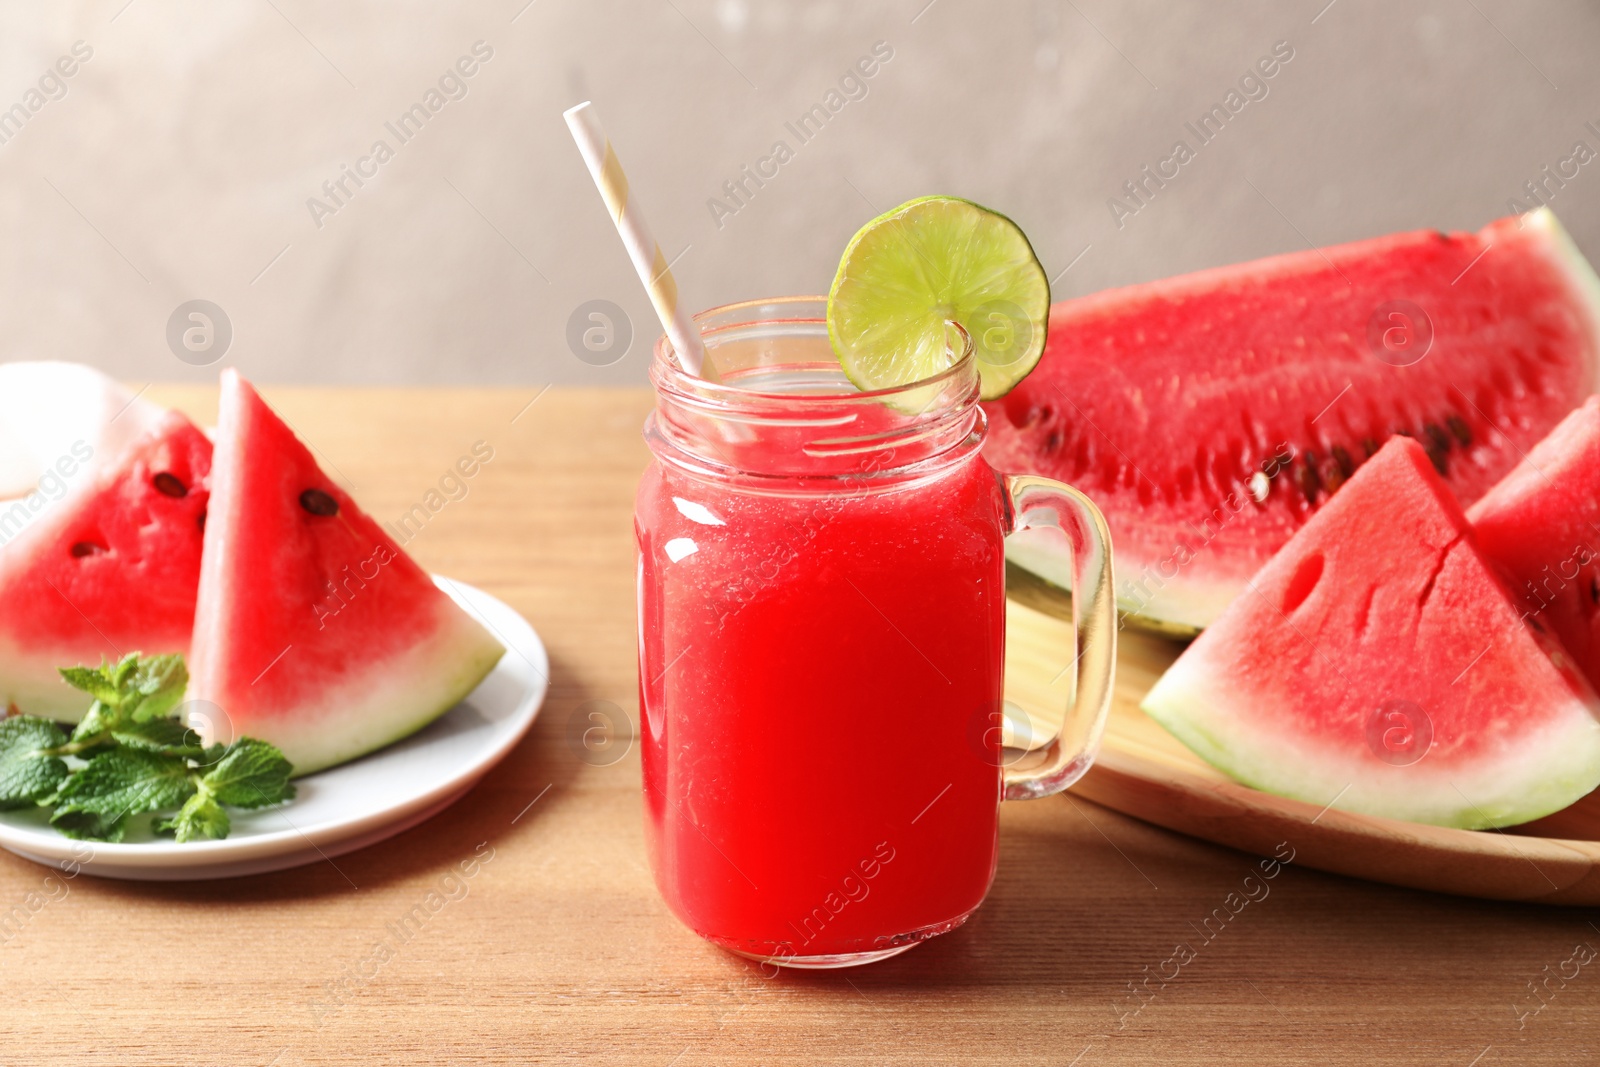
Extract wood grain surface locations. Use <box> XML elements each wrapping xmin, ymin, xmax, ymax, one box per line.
<box><xmin>2</xmin><ymin>386</ymin><xmax>1595</xmax><ymax>1065</ymax></box>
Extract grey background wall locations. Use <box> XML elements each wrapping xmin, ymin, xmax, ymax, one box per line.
<box><xmin>0</xmin><ymin>0</ymin><xmax>1596</xmax><ymax>385</ymax></box>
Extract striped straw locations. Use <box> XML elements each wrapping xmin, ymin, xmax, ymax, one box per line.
<box><xmin>564</xmin><ymin>102</ymin><xmax>706</xmax><ymax>378</ymax></box>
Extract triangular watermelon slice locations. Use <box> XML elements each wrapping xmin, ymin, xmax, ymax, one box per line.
<box><xmin>0</xmin><ymin>410</ymin><xmax>211</xmax><ymax>719</ymax></box>
<box><xmin>189</xmin><ymin>370</ymin><xmax>504</xmax><ymax>775</ymax></box>
<box><xmin>1142</xmin><ymin>437</ymin><xmax>1600</xmax><ymax>829</ymax></box>
<box><xmin>1468</xmin><ymin>395</ymin><xmax>1600</xmax><ymax>694</ymax></box>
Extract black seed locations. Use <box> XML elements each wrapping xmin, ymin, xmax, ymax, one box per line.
<box><xmin>1361</xmin><ymin>438</ymin><xmax>1379</xmax><ymax>458</ymax></box>
<box><xmin>299</xmin><ymin>488</ymin><xmax>339</xmax><ymax>517</ymax></box>
<box><xmin>70</xmin><ymin>541</ymin><xmax>105</xmax><ymax>558</ymax></box>
<box><xmin>1447</xmin><ymin>414</ymin><xmax>1472</xmax><ymax>446</ymax></box>
<box><xmin>1331</xmin><ymin>445</ymin><xmax>1355</xmax><ymax>479</ymax></box>
<box><xmin>197</xmin><ymin>510</ymin><xmax>207</xmax><ymax>532</ymax></box>
<box><xmin>1321</xmin><ymin>458</ymin><xmax>1345</xmax><ymax>495</ymax></box>
<box><xmin>1591</xmin><ymin>575</ymin><xmax>1599</xmax><ymax>606</ymax></box>
<box><xmin>1422</xmin><ymin>424</ymin><xmax>1452</xmax><ymax>475</ymax></box>
<box><xmin>1296</xmin><ymin>454</ymin><xmax>1322</xmax><ymax>504</ymax></box>
<box><xmin>152</xmin><ymin>472</ymin><xmax>187</xmax><ymax>498</ymax></box>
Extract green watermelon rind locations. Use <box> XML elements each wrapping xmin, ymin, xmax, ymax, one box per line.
<box><xmin>282</xmin><ymin>601</ymin><xmax>506</xmax><ymax>777</ymax></box>
<box><xmin>1522</xmin><ymin>207</ymin><xmax>1600</xmax><ymax>366</ymax></box>
<box><xmin>1141</xmin><ymin>652</ymin><xmax>1600</xmax><ymax>830</ymax></box>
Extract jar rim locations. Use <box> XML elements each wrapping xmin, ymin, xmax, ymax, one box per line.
<box><xmin>649</xmin><ymin>295</ymin><xmax>976</xmax><ymax>402</ymax></box>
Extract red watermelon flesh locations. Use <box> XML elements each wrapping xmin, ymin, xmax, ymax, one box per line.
<box><xmin>0</xmin><ymin>411</ymin><xmax>211</xmax><ymax>719</ymax></box>
<box><xmin>1469</xmin><ymin>395</ymin><xmax>1600</xmax><ymax>693</ymax></box>
<box><xmin>986</xmin><ymin>208</ymin><xmax>1600</xmax><ymax>634</ymax></box>
<box><xmin>1141</xmin><ymin>437</ymin><xmax>1600</xmax><ymax>829</ymax></box>
<box><xmin>189</xmin><ymin>370</ymin><xmax>504</xmax><ymax>775</ymax></box>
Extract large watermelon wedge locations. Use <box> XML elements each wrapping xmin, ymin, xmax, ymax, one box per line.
<box><xmin>1469</xmin><ymin>395</ymin><xmax>1600</xmax><ymax>693</ymax></box>
<box><xmin>189</xmin><ymin>370</ymin><xmax>504</xmax><ymax>775</ymax></box>
<box><xmin>986</xmin><ymin>208</ymin><xmax>1600</xmax><ymax>635</ymax></box>
<box><xmin>0</xmin><ymin>410</ymin><xmax>211</xmax><ymax>719</ymax></box>
<box><xmin>1141</xmin><ymin>437</ymin><xmax>1600</xmax><ymax>829</ymax></box>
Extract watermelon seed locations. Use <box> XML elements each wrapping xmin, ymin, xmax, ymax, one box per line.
<box><xmin>1422</xmin><ymin>423</ymin><xmax>1452</xmax><ymax>474</ymax></box>
<box><xmin>1360</xmin><ymin>437</ymin><xmax>1379</xmax><ymax>458</ymax></box>
<box><xmin>1590</xmin><ymin>575</ymin><xmax>1599</xmax><ymax>606</ymax></box>
<box><xmin>1248</xmin><ymin>470</ymin><xmax>1270</xmax><ymax>503</ymax></box>
<box><xmin>152</xmin><ymin>472</ymin><xmax>187</xmax><ymax>498</ymax></box>
<box><xmin>300</xmin><ymin>488</ymin><xmax>339</xmax><ymax>517</ymax></box>
<box><xmin>1446</xmin><ymin>415</ymin><xmax>1472</xmax><ymax>446</ymax></box>
<box><xmin>1295</xmin><ymin>453</ymin><xmax>1321</xmax><ymax>504</ymax></box>
<box><xmin>70</xmin><ymin>541</ymin><xmax>106</xmax><ymax>558</ymax></box>
<box><xmin>1331</xmin><ymin>446</ymin><xmax>1355</xmax><ymax>480</ymax></box>
<box><xmin>197</xmin><ymin>510</ymin><xmax>207</xmax><ymax>532</ymax></box>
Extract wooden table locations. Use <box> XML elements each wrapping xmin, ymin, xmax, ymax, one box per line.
<box><xmin>4</xmin><ymin>386</ymin><xmax>1595</xmax><ymax>1065</ymax></box>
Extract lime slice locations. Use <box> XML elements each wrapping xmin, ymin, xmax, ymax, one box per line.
<box><xmin>827</xmin><ymin>196</ymin><xmax>1050</xmax><ymax>400</ymax></box>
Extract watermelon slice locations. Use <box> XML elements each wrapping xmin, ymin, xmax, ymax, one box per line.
<box><xmin>188</xmin><ymin>370</ymin><xmax>504</xmax><ymax>775</ymax></box>
<box><xmin>986</xmin><ymin>208</ymin><xmax>1600</xmax><ymax>634</ymax></box>
<box><xmin>1141</xmin><ymin>437</ymin><xmax>1600</xmax><ymax>829</ymax></box>
<box><xmin>1469</xmin><ymin>395</ymin><xmax>1600</xmax><ymax>693</ymax></box>
<box><xmin>0</xmin><ymin>410</ymin><xmax>211</xmax><ymax>719</ymax></box>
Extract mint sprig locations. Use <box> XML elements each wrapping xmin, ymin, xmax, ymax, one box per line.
<box><xmin>0</xmin><ymin>653</ymin><xmax>295</xmax><ymax>843</ymax></box>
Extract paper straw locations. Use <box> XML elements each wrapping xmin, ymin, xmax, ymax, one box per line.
<box><xmin>564</xmin><ymin>102</ymin><xmax>706</xmax><ymax>378</ymax></box>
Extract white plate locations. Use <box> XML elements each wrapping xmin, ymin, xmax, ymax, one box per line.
<box><xmin>0</xmin><ymin>578</ymin><xmax>548</xmax><ymax>881</ymax></box>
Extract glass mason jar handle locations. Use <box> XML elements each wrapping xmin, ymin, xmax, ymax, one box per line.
<box><xmin>1001</xmin><ymin>475</ymin><xmax>1118</xmax><ymax>801</ymax></box>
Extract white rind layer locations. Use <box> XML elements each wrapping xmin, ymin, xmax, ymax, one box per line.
<box><xmin>0</xmin><ymin>637</ymin><xmax>164</xmax><ymax>720</ymax></box>
<box><xmin>1142</xmin><ymin>651</ymin><xmax>1600</xmax><ymax>829</ymax></box>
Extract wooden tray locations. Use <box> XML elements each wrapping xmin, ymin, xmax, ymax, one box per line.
<box><xmin>1004</xmin><ymin>592</ymin><xmax>1600</xmax><ymax>906</ymax></box>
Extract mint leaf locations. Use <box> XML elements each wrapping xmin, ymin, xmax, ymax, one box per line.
<box><xmin>57</xmin><ymin>664</ymin><xmax>121</xmax><ymax>706</ymax></box>
<box><xmin>111</xmin><ymin>718</ymin><xmax>203</xmax><ymax>756</ymax></box>
<box><xmin>108</xmin><ymin>652</ymin><xmax>139</xmax><ymax>692</ymax></box>
<box><xmin>59</xmin><ymin>653</ymin><xmax>187</xmax><ymax>722</ymax></box>
<box><xmin>50</xmin><ymin>808</ymin><xmax>127</xmax><ymax>842</ymax></box>
<box><xmin>155</xmin><ymin>791</ymin><xmax>230</xmax><ymax>843</ymax></box>
<box><xmin>125</xmin><ymin>654</ymin><xmax>187</xmax><ymax>722</ymax></box>
<box><xmin>201</xmin><ymin>739</ymin><xmax>295</xmax><ymax>809</ymax></box>
<box><xmin>0</xmin><ymin>717</ymin><xmax>69</xmax><ymax>809</ymax></box>
<box><xmin>53</xmin><ymin>748</ymin><xmax>195</xmax><ymax>818</ymax></box>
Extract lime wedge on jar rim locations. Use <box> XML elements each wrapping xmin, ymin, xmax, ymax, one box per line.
<box><xmin>826</xmin><ymin>196</ymin><xmax>1050</xmax><ymax>400</ymax></box>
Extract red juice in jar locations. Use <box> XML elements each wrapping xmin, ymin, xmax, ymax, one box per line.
<box><xmin>636</xmin><ymin>298</ymin><xmax>1117</xmax><ymax>968</ymax></box>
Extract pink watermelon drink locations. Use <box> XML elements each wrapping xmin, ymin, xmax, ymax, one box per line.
<box><xmin>636</xmin><ymin>297</ymin><xmax>1118</xmax><ymax>966</ymax></box>
<box><xmin>638</xmin><ymin>414</ymin><xmax>1005</xmax><ymax>961</ymax></box>
<box><xmin>638</xmin><ymin>307</ymin><xmax>1005</xmax><ymax>962</ymax></box>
